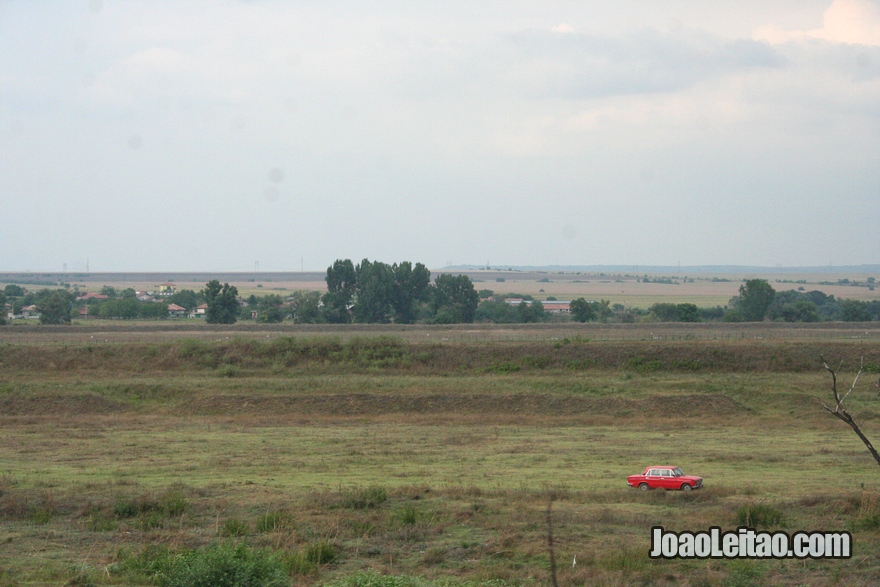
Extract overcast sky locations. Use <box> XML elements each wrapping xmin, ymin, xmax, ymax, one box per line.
<box><xmin>1</xmin><ymin>0</ymin><xmax>878</xmax><ymax>272</ymax></box>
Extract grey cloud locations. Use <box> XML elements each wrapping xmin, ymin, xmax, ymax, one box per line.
<box><xmin>509</xmin><ymin>28</ymin><xmax>784</xmax><ymax>99</ymax></box>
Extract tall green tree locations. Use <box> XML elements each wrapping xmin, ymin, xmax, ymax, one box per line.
<box><xmin>840</xmin><ymin>299</ymin><xmax>872</xmax><ymax>322</ymax></box>
<box><xmin>37</xmin><ymin>290</ymin><xmax>73</xmax><ymax>324</ymax></box>
<box><xmin>98</xmin><ymin>298</ymin><xmax>139</xmax><ymax>319</ymax></box>
<box><xmin>352</xmin><ymin>259</ymin><xmax>395</xmax><ymax>323</ymax></box>
<box><xmin>323</xmin><ymin>259</ymin><xmax>357</xmax><ymax>323</ymax></box>
<box><xmin>734</xmin><ymin>279</ymin><xmax>776</xmax><ymax>322</ymax></box>
<box><xmin>256</xmin><ymin>294</ymin><xmax>286</xmax><ymax>323</ymax></box>
<box><xmin>99</xmin><ymin>286</ymin><xmax>118</xmax><ymax>298</ymax></box>
<box><xmin>431</xmin><ymin>274</ymin><xmax>479</xmax><ymax>323</ymax></box>
<box><xmin>289</xmin><ymin>291</ymin><xmax>323</xmax><ymax>324</ymax></box>
<box><xmin>780</xmin><ymin>299</ymin><xmax>820</xmax><ymax>322</ymax></box>
<box><xmin>203</xmin><ymin>280</ymin><xmax>239</xmax><ymax>324</ymax></box>
<box><xmin>516</xmin><ymin>300</ymin><xmax>545</xmax><ymax>323</ymax></box>
<box><xmin>391</xmin><ymin>261</ymin><xmax>431</xmax><ymax>324</ymax></box>
<box><xmin>650</xmin><ymin>302</ymin><xmax>699</xmax><ymax>322</ymax></box>
<box><xmin>474</xmin><ymin>298</ymin><xmax>516</xmax><ymax>323</ymax></box>
<box><xmin>570</xmin><ymin>298</ymin><xmax>595</xmax><ymax>322</ymax></box>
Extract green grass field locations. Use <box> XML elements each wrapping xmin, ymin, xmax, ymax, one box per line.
<box><xmin>1</xmin><ymin>330</ymin><xmax>880</xmax><ymax>586</ymax></box>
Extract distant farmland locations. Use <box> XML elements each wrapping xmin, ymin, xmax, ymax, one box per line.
<box><xmin>1</xmin><ymin>268</ymin><xmax>877</xmax><ymax>308</ymax></box>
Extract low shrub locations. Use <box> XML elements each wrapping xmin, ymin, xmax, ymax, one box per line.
<box><xmin>393</xmin><ymin>504</ymin><xmax>419</xmax><ymax>527</ymax></box>
<box><xmin>221</xmin><ymin>518</ymin><xmax>250</xmax><ymax>537</ymax></box>
<box><xmin>485</xmin><ymin>362</ymin><xmax>520</xmax><ymax>374</ymax></box>
<box><xmin>159</xmin><ymin>541</ymin><xmax>288</xmax><ymax>587</ymax></box>
<box><xmin>341</xmin><ymin>486</ymin><xmax>388</xmax><ymax>510</ymax></box>
<box><xmin>114</xmin><ymin>490</ymin><xmax>188</xmax><ymax>519</ymax></box>
<box><xmin>306</xmin><ymin>540</ymin><xmax>337</xmax><ymax>565</ymax></box>
<box><xmin>735</xmin><ymin>503</ymin><xmax>784</xmax><ymax>528</ymax></box>
<box><xmin>255</xmin><ymin>510</ymin><xmax>294</xmax><ymax>533</ymax></box>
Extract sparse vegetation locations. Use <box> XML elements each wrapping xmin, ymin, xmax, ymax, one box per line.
<box><xmin>0</xmin><ymin>325</ymin><xmax>879</xmax><ymax>585</ymax></box>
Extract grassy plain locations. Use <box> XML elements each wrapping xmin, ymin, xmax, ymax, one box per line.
<box><xmin>1</xmin><ymin>330</ymin><xmax>880</xmax><ymax>586</ymax></box>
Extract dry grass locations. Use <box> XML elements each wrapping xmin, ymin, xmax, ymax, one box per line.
<box><xmin>1</xmin><ymin>333</ymin><xmax>879</xmax><ymax>585</ymax></box>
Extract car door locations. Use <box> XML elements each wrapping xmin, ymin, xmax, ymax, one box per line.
<box><xmin>645</xmin><ymin>468</ymin><xmax>662</xmax><ymax>488</ymax></box>
<box><xmin>658</xmin><ymin>469</ymin><xmax>675</xmax><ymax>489</ymax></box>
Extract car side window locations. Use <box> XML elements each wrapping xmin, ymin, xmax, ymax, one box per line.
<box><xmin>662</xmin><ymin>469</ymin><xmax>672</xmax><ymax>476</ymax></box>
<box><xmin>647</xmin><ymin>469</ymin><xmax>658</xmax><ymax>476</ymax></box>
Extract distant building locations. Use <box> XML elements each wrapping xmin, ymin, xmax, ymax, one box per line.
<box><xmin>503</xmin><ymin>298</ymin><xmax>571</xmax><ymax>313</ymax></box>
<box><xmin>167</xmin><ymin>303</ymin><xmax>187</xmax><ymax>317</ymax></box>
<box><xmin>157</xmin><ymin>283</ymin><xmax>175</xmax><ymax>296</ymax></box>
<box><xmin>21</xmin><ymin>305</ymin><xmax>39</xmax><ymax>319</ymax></box>
<box><xmin>77</xmin><ymin>292</ymin><xmax>109</xmax><ymax>302</ymax></box>
<box><xmin>541</xmin><ymin>301</ymin><xmax>571</xmax><ymax>314</ymax></box>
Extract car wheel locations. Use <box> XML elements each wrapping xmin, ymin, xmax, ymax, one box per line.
<box><xmin>681</xmin><ymin>483</ymin><xmax>692</xmax><ymax>491</ymax></box>
<box><xmin>638</xmin><ymin>483</ymin><xmax>649</xmax><ymax>490</ymax></box>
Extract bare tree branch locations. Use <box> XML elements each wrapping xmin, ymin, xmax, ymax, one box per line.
<box><xmin>820</xmin><ymin>355</ymin><xmax>880</xmax><ymax>467</ymax></box>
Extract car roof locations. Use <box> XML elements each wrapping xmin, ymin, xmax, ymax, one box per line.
<box><xmin>646</xmin><ymin>465</ymin><xmax>680</xmax><ymax>469</ymax></box>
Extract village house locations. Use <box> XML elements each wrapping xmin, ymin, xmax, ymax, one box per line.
<box><xmin>21</xmin><ymin>305</ymin><xmax>40</xmax><ymax>319</ymax></box>
<box><xmin>541</xmin><ymin>301</ymin><xmax>571</xmax><ymax>314</ymax></box>
<box><xmin>167</xmin><ymin>303</ymin><xmax>187</xmax><ymax>317</ymax></box>
<box><xmin>504</xmin><ymin>298</ymin><xmax>571</xmax><ymax>313</ymax></box>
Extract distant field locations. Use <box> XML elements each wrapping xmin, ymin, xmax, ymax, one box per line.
<box><xmin>2</xmin><ymin>321</ymin><xmax>880</xmax><ymax>346</ymax></box>
<box><xmin>2</xmin><ymin>269</ymin><xmax>878</xmax><ymax>309</ymax></box>
<box><xmin>1</xmin><ymin>332</ymin><xmax>880</xmax><ymax>585</ymax></box>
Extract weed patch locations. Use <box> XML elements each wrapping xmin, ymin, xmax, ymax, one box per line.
<box><xmin>341</xmin><ymin>486</ymin><xmax>389</xmax><ymax>509</ymax></box>
<box><xmin>221</xmin><ymin>518</ymin><xmax>250</xmax><ymax>537</ymax></box>
<box><xmin>255</xmin><ymin>510</ymin><xmax>294</xmax><ymax>533</ymax></box>
<box><xmin>158</xmin><ymin>541</ymin><xmax>288</xmax><ymax>587</ymax></box>
<box><xmin>735</xmin><ymin>503</ymin><xmax>784</xmax><ymax>528</ymax></box>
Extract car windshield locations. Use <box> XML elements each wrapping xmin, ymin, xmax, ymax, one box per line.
<box><xmin>673</xmin><ymin>468</ymin><xmax>684</xmax><ymax>477</ymax></box>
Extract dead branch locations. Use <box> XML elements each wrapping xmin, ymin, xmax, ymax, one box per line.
<box><xmin>821</xmin><ymin>355</ymin><xmax>880</xmax><ymax>467</ymax></box>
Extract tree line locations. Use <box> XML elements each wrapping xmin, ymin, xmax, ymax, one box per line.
<box><xmin>2</xmin><ymin>275</ymin><xmax>878</xmax><ymax>326</ymax></box>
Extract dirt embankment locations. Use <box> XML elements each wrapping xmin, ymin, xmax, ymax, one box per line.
<box><xmin>1</xmin><ymin>337</ymin><xmax>877</xmax><ymax>374</ymax></box>
<box><xmin>0</xmin><ymin>390</ymin><xmax>744</xmax><ymax>420</ymax></box>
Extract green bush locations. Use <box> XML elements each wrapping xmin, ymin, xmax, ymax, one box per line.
<box><xmin>324</xmin><ymin>571</ymin><xmax>427</xmax><ymax>587</ymax></box>
<box><xmin>114</xmin><ymin>490</ymin><xmax>188</xmax><ymax>528</ymax></box>
<box><xmin>485</xmin><ymin>362</ymin><xmax>520</xmax><ymax>374</ymax></box>
<box><xmin>736</xmin><ymin>503</ymin><xmax>784</xmax><ymax>528</ymax></box>
<box><xmin>627</xmin><ymin>357</ymin><xmax>663</xmax><ymax>372</ymax></box>
<box><xmin>341</xmin><ymin>486</ymin><xmax>388</xmax><ymax>509</ymax></box>
<box><xmin>306</xmin><ymin>540</ymin><xmax>336</xmax><ymax>565</ymax></box>
<box><xmin>393</xmin><ymin>504</ymin><xmax>419</xmax><ymax>527</ymax></box>
<box><xmin>853</xmin><ymin>512</ymin><xmax>880</xmax><ymax>530</ymax></box>
<box><xmin>29</xmin><ymin>506</ymin><xmax>54</xmax><ymax>525</ymax></box>
<box><xmin>221</xmin><ymin>518</ymin><xmax>250</xmax><ymax>537</ymax></box>
<box><xmin>65</xmin><ymin>565</ymin><xmax>98</xmax><ymax>587</ymax></box>
<box><xmin>159</xmin><ymin>542</ymin><xmax>288</xmax><ymax>587</ymax></box>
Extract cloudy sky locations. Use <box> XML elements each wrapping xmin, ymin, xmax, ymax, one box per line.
<box><xmin>1</xmin><ymin>0</ymin><xmax>878</xmax><ymax>272</ymax></box>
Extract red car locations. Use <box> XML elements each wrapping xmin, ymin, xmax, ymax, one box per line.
<box><xmin>627</xmin><ymin>466</ymin><xmax>702</xmax><ymax>491</ymax></box>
